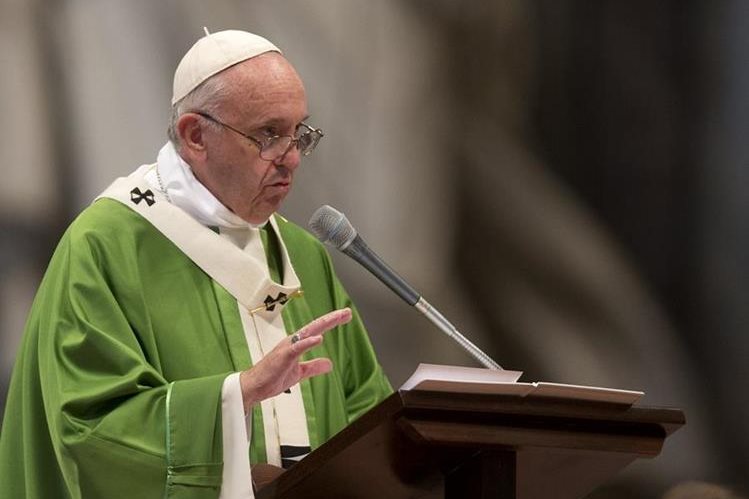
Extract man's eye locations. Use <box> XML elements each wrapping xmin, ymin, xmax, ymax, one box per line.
<box><xmin>259</xmin><ymin>127</ymin><xmax>278</xmax><ymax>137</ymax></box>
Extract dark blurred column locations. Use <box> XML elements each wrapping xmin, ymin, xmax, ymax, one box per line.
<box><xmin>697</xmin><ymin>0</ymin><xmax>749</xmax><ymax>493</ymax></box>
<box><xmin>533</xmin><ymin>0</ymin><xmax>705</xmax><ymax>356</ymax></box>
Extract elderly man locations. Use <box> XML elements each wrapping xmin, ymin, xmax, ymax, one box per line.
<box><xmin>0</xmin><ymin>30</ymin><xmax>392</xmax><ymax>498</ymax></box>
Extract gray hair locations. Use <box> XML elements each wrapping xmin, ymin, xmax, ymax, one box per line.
<box><xmin>167</xmin><ymin>71</ymin><xmax>230</xmax><ymax>148</ymax></box>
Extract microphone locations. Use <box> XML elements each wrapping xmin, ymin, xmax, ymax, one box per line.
<box><xmin>309</xmin><ymin>205</ymin><xmax>501</xmax><ymax>370</ymax></box>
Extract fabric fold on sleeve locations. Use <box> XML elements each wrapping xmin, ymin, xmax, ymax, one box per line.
<box><xmin>165</xmin><ymin>373</ymin><xmax>227</xmax><ymax>496</ymax></box>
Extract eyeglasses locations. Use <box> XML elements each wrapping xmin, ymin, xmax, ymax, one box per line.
<box><xmin>195</xmin><ymin>111</ymin><xmax>323</xmax><ymax>162</ymax></box>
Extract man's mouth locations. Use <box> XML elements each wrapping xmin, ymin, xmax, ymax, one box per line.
<box><xmin>266</xmin><ymin>179</ymin><xmax>291</xmax><ymax>193</ymax></box>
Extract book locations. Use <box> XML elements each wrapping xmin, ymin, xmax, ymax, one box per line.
<box><xmin>400</xmin><ymin>363</ymin><xmax>643</xmax><ymax>406</ymax></box>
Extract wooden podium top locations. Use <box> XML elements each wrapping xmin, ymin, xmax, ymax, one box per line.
<box><xmin>258</xmin><ymin>388</ymin><xmax>685</xmax><ymax>499</ymax></box>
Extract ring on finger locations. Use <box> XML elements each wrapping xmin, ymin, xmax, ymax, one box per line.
<box><xmin>291</xmin><ymin>333</ymin><xmax>301</xmax><ymax>344</ymax></box>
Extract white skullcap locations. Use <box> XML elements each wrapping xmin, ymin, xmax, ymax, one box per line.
<box><xmin>172</xmin><ymin>29</ymin><xmax>282</xmax><ymax>105</ymax></box>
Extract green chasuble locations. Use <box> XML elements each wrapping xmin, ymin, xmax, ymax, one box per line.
<box><xmin>0</xmin><ymin>198</ymin><xmax>392</xmax><ymax>498</ymax></box>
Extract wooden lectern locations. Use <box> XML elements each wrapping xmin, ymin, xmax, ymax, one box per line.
<box><xmin>257</xmin><ymin>385</ymin><xmax>685</xmax><ymax>499</ymax></box>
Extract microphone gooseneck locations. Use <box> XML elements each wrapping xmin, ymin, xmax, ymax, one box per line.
<box><xmin>308</xmin><ymin>205</ymin><xmax>501</xmax><ymax>370</ymax></box>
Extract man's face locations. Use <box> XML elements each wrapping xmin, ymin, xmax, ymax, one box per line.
<box><xmin>190</xmin><ymin>53</ymin><xmax>309</xmax><ymax>224</ymax></box>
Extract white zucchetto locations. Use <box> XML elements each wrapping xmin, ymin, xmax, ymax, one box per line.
<box><xmin>172</xmin><ymin>29</ymin><xmax>281</xmax><ymax>105</ymax></box>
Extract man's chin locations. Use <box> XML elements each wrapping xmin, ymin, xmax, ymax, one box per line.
<box><xmin>246</xmin><ymin>198</ymin><xmax>287</xmax><ymax>224</ymax></box>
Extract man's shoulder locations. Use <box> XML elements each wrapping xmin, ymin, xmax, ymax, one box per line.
<box><xmin>75</xmin><ymin>197</ymin><xmax>144</xmax><ymax>225</ymax></box>
<box><xmin>66</xmin><ymin>198</ymin><xmax>159</xmax><ymax>251</ymax></box>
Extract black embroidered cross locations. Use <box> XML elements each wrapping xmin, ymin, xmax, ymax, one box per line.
<box><xmin>248</xmin><ymin>289</ymin><xmax>303</xmax><ymax>315</ymax></box>
<box><xmin>264</xmin><ymin>292</ymin><xmax>289</xmax><ymax>312</ymax></box>
<box><xmin>130</xmin><ymin>187</ymin><xmax>155</xmax><ymax>206</ymax></box>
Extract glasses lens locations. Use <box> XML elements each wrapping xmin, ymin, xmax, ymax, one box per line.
<box><xmin>258</xmin><ymin>127</ymin><xmax>322</xmax><ymax>160</ymax></box>
<box><xmin>260</xmin><ymin>136</ymin><xmax>293</xmax><ymax>161</ymax></box>
<box><xmin>298</xmin><ymin>131</ymin><xmax>321</xmax><ymax>156</ymax></box>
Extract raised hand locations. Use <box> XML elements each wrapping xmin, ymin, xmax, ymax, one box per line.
<box><xmin>239</xmin><ymin>308</ymin><xmax>352</xmax><ymax>411</ymax></box>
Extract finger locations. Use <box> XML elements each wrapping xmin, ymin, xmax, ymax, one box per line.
<box><xmin>296</xmin><ymin>308</ymin><xmax>352</xmax><ymax>340</ymax></box>
<box><xmin>298</xmin><ymin>358</ymin><xmax>333</xmax><ymax>380</ymax></box>
<box><xmin>288</xmin><ymin>334</ymin><xmax>324</xmax><ymax>358</ymax></box>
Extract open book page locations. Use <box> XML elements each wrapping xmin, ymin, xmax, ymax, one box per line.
<box><xmin>400</xmin><ymin>363</ymin><xmax>644</xmax><ymax>405</ymax></box>
<box><xmin>531</xmin><ymin>382</ymin><xmax>643</xmax><ymax>405</ymax></box>
<box><xmin>400</xmin><ymin>363</ymin><xmax>524</xmax><ymax>391</ymax></box>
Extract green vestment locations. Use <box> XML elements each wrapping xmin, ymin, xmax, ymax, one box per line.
<box><xmin>0</xmin><ymin>198</ymin><xmax>392</xmax><ymax>498</ymax></box>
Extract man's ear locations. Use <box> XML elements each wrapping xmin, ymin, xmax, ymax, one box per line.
<box><xmin>177</xmin><ymin>113</ymin><xmax>206</xmax><ymax>154</ymax></box>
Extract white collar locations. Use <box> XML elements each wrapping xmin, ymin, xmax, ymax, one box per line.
<box><xmin>152</xmin><ymin>142</ymin><xmax>266</xmax><ymax>229</ymax></box>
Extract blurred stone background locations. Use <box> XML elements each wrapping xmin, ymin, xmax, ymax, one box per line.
<box><xmin>1</xmin><ymin>1</ymin><xmax>747</xmax><ymax>497</ymax></box>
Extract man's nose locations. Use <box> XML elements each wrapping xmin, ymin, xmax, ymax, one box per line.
<box><xmin>274</xmin><ymin>142</ymin><xmax>302</xmax><ymax>170</ymax></box>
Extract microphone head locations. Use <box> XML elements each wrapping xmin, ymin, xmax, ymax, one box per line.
<box><xmin>308</xmin><ymin>205</ymin><xmax>357</xmax><ymax>250</ymax></box>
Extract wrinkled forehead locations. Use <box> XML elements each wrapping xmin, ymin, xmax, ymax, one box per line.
<box><xmin>231</xmin><ymin>52</ymin><xmax>303</xmax><ymax>86</ymax></box>
<box><xmin>219</xmin><ymin>54</ymin><xmax>308</xmax><ymax>124</ymax></box>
